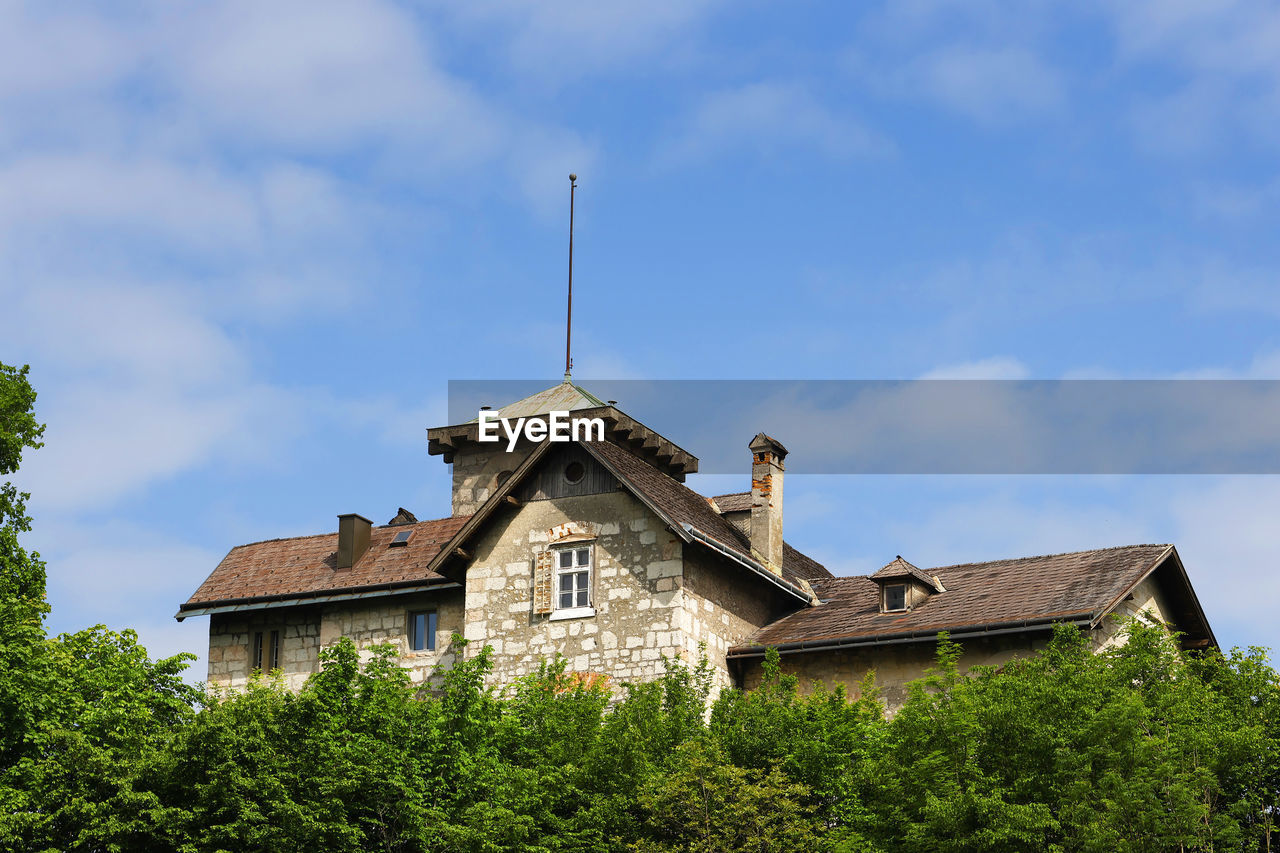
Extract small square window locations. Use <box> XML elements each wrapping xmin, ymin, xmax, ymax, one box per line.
<box><xmin>885</xmin><ymin>584</ymin><xmax>907</xmax><ymax>612</ymax></box>
<box><xmin>409</xmin><ymin>610</ymin><xmax>437</xmax><ymax>651</ymax></box>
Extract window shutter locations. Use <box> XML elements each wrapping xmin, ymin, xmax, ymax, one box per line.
<box><xmin>533</xmin><ymin>551</ymin><xmax>553</xmax><ymax>614</ymax></box>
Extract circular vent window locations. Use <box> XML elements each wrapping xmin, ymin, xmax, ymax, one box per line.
<box><xmin>564</xmin><ymin>461</ymin><xmax>586</xmax><ymax>484</ymax></box>
<box><xmin>495</xmin><ymin>470</ymin><xmax>513</xmax><ymax>488</ymax></box>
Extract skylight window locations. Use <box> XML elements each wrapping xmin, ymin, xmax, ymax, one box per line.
<box><xmin>390</xmin><ymin>530</ymin><xmax>412</xmax><ymax>547</ymax></box>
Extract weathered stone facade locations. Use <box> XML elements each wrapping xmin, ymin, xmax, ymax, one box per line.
<box><xmin>209</xmin><ymin>589</ymin><xmax>467</xmax><ymax>691</ymax></box>
<box><xmin>681</xmin><ymin>547</ymin><xmax>779</xmax><ymax>693</ymax></box>
<box><xmin>188</xmin><ymin>381</ymin><xmax>1214</xmax><ymax>709</ymax></box>
<box><xmin>206</xmin><ymin>489</ymin><xmax>791</xmax><ymax>694</ymax></box>
<box><xmin>208</xmin><ymin>606</ymin><xmax>322</xmax><ymax>691</ymax></box>
<box><xmin>739</xmin><ymin>633</ymin><xmax>1055</xmax><ymax>713</ymax></box>
<box><xmin>1094</xmin><ymin>575</ymin><xmax>1174</xmax><ymax>652</ymax></box>
<box><xmin>450</xmin><ymin>438</ymin><xmax>536</xmax><ymax>517</ymax></box>
<box><xmin>460</xmin><ymin>490</ymin><xmax>688</xmax><ymax>688</ymax></box>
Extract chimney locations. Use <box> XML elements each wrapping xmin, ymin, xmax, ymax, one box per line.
<box><xmin>336</xmin><ymin>513</ymin><xmax>372</xmax><ymax>569</ymax></box>
<box><xmin>748</xmin><ymin>433</ymin><xmax>787</xmax><ymax>574</ymax></box>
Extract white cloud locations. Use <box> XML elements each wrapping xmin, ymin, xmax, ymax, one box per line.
<box><xmin>1091</xmin><ymin>1</ymin><xmax>1280</xmax><ymax>154</ymax></box>
<box><xmin>425</xmin><ymin>0</ymin><xmax>724</xmax><ymax>80</ymax></box>
<box><xmin>1192</xmin><ymin>174</ymin><xmax>1280</xmax><ymax>219</ymax></box>
<box><xmin>2</xmin><ymin>279</ymin><xmax>310</xmax><ymax>511</ymax></box>
<box><xmin>887</xmin><ymin>489</ymin><xmax>1154</xmax><ymax>573</ymax></box>
<box><xmin>34</xmin><ymin>517</ymin><xmax>225</xmax><ymax>684</ymax></box>
<box><xmin>0</xmin><ymin>155</ymin><xmax>260</xmax><ymax>253</ymax></box>
<box><xmin>890</xmin><ymin>46</ymin><xmax>1066</xmax><ymax>124</ymax></box>
<box><xmin>1168</xmin><ymin>476</ymin><xmax>1280</xmax><ymax>648</ymax></box>
<box><xmin>661</xmin><ymin>82</ymin><xmax>891</xmax><ymax>165</ymax></box>
<box><xmin>162</xmin><ymin>0</ymin><xmax>503</xmax><ymax>162</ymax></box>
<box><xmin>919</xmin><ymin>356</ymin><xmax>1031</xmax><ymax>380</ymax></box>
<box><xmin>1170</xmin><ymin>350</ymin><xmax>1280</xmax><ymax>380</ymax></box>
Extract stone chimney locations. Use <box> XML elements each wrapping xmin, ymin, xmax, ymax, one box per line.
<box><xmin>749</xmin><ymin>433</ymin><xmax>787</xmax><ymax>574</ymax></box>
<box><xmin>336</xmin><ymin>513</ymin><xmax>372</xmax><ymax>569</ymax></box>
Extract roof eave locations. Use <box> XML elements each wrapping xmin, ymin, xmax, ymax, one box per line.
<box><xmin>1091</xmin><ymin>544</ymin><xmax>1217</xmax><ymax>649</ymax></box>
<box><xmin>176</xmin><ymin>578</ymin><xmax>462</xmax><ymax>620</ymax></box>
<box><xmin>679</xmin><ymin>524</ymin><xmax>814</xmax><ymax>605</ymax></box>
<box><xmin>422</xmin><ymin>438</ymin><xmax>558</xmax><ymax>578</ymax></box>
<box><xmin>728</xmin><ymin>613</ymin><xmax>1096</xmax><ymax>658</ymax></box>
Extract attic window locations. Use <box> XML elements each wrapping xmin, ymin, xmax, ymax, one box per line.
<box><xmin>390</xmin><ymin>530</ymin><xmax>412</xmax><ymax>547</ymax></box>
<box><xmin>884</xmin><ymin>583</ymin><xmax>907</xmax><ymax>612</ymax></box>
<box><xmin>563</xmin><ymin>461</ymin><xmax>585</xmax><ymax>485</ymax></box>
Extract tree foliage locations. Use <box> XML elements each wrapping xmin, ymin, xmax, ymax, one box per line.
<box><xmin>1</xmin><ymin>361</ymin><xmax>1278</xmax><ymax>850</ymax></box>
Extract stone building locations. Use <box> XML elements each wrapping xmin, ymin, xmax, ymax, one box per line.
<box><xmin>178</xmin><ymin>380</ymin><xmax>1216</xmax><ymax>710</ymax></box>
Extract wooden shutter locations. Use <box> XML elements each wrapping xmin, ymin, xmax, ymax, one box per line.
<box><xmin>533</xmin><ymin>551</ymin><xmax>553</xmax><ymax>614</ymax></box>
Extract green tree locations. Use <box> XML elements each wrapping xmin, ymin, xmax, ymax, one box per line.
<box><xmin>0</xmin><ymin>362</ymin><xmax>44</xmax><ymax>533</ymax></box>
<box><xmin>632</xmin><ymin>739</ymin><xmax>822</xmax><ymax>853</ymax></box>
<box><xmin>0</xmin><ymin>363</ymin><xmax>200</xmax><ymax>853</ymax></box>
<box><xmin>0</xmin><ymin>361</ymin><xmax>52</xmax><ymax>845</ymax></box>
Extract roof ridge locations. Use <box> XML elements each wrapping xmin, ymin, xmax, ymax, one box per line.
<box><xmin>846</xmin><ymin>543</ymin><xmax>1173</xmax><ymax>577</ymax></box>
<box><xmin>228</xmin><ymin>514</ymin><xmax>472</xmax><ymax>551</ymax></box>
<box><xmin>571</xmin><ymin>382</ymin><xmax>608</xmax><ymax>407</ymax></box>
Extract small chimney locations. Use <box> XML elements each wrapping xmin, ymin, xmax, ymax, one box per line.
<box><xmin>336</xmin><ymin>513</ymin><xmax>372</xmax><ymax>569</ymax></box>
<box><xmin>748</xmin><ymin>433</ymin><xmax>787</xmax><ymax>574</ymax></box>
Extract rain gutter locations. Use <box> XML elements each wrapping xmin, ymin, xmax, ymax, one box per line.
<box><xmin>175</xmin><ymin>580</ymin><xmax>462</xmax><ymax>621</ymax></box>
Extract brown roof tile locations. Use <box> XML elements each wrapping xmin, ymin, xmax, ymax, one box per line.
<box><xmin>588</xmin><ymin>441</ymin><xmax>831</xmax><ymax>587</ymax></box>
<box><xmin>183</xmin><ymin>440</ymin><xmax>833</xmax><ymax>614</ymax></box>
<box><xmin>734</xmin><ymin>544</ymin><xmax>1174</xmax><ymax>652</ymax></box>
<box><xmin>871</xmin><ymin>556</ymin><xmax>944</xmax><ymax>592</ymax></box>
<box><xmin>181</xmin><ymin>515</ymin><xmax>471</xmax><ymax>610</ymax></box>
<box><xmin>711</xmin><ymin>491</ymin><xmax>752</xmax><ymax>513</ymax></box>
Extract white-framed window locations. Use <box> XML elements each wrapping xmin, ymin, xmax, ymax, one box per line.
<box><xmin>555</xmin><ymin>545</ymin><xmax>592</xmax><ymax>612</ymax></box>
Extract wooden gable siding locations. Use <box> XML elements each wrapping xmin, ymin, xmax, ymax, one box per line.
<box><xmin>516</xmin><ymin>443</ymin><xmax>618</xmax><ymax>502</ymax></box>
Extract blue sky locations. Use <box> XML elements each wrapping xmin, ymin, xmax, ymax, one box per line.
<box><xmin>3</xmin><ymin>1</ymin><xmax>1280</xmax><ymax>674</ymax></box>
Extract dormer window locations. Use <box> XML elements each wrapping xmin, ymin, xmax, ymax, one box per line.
<box><xmin>871</xmin><ymin>555</ymin><xmax>944</xmax><ymax>615</ymax></box>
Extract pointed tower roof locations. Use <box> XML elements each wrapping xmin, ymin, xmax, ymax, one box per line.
<box><xmin>468</xmin><ymin>380</ymin><xmax>606</xmax><ymax>422</ymax></box>
<box><xmin>426</xmin><ymin>380</ymin><xmax>698</xmax><ymax>480</ymax></box>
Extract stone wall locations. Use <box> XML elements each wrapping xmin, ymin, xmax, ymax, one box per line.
<box><xmin>318</xmin><ymin>588</ymin><xmax>466</xmax><ymax>684</ymax></box>
<box><xmin>1094</xmin><ymin>575</ymin><xmax>1174</xmax><ymax>651</ymax></box>
<box><xmin>450</xmin><ymin>438</ymin><xmax>537</xmax><ymax>516</ymax></box>
<box><xmin>207</xmin><ymin>605</ymin><xmax>322</xmax><ymax>691</ymax></box>
<box><xmin>681</xmin><ymin>547</ymin><xmax>784</xmax><ymax>694</ymax></box>
<box><xmin>740</xmin><ymin>631</ymin><xmax>1057</xmax><ymax>714</ymax></box>
<box><xmin>206</xmin><ymin>588</ymin><xmax>465</xmax><ymax>690</ymax></box>
<box><xmin>460</xmin><ymin>489</ymin><xmax>691</xmax><ymax>692</ymax></box>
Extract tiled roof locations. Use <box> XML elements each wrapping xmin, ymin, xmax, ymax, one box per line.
<box><xmin>783</xmin><ymin>543</ymin><xmax>834</xmax><ymax>582</ymax></box>
<box><xmin>182</xmin><ymin>438</ymin><xmax>830</xmax><ymax>615</ymax></box>
<box><xmin>871</xmin><ymin>556</ymin><xmax>944</xmax><ymax>592</ymax></box>
<box><xmin>732</xmin><ymin>544</ymin><xmax>1175</xmax><ymax>652</ymax></box>
<box><xmin>468</xmin><ymin>380</ymin><xmax>606</xmax><ymax>422</ymax></box>
<box><xmin>587</xmin><ymin>441</ymin><xmax>832</xmax><ymax>587</ymax></box>
<box><xmin>711</xmin><ymin>491</ymin><xmax>752</xmax><ymax>513</ymax></box>
<box><xmin>180</xmin><ymin>515</ymin><xmax>471</xmax><ymax>610</ymax></box>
